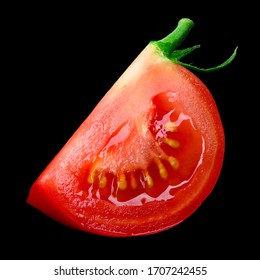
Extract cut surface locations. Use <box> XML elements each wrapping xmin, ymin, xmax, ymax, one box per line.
<box><xmin>76</xmin><ymin>90</ymin><xmax>204</xmax><ymax>206</ymax></box>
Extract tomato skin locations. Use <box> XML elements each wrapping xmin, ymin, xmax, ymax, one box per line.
<box><xmin>27</xmin><ymin>44</ymin><xmax>225</xmax><ymax>237</ymax></box>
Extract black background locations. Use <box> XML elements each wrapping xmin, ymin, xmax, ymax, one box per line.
<box><xmin>3</xmin><ymin>5</ymin><xmax>258</xmax><ymax>260</ymax></box>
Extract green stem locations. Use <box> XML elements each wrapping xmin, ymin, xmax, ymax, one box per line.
<box><xmin>150</xmin><ymin>18</ymin><xmax>238</xmax><ymax>73</ymax></box>
<box><xmin>154</xmin><ymin>18</ymin><xmax>194</xmax><ymax>56</ymax></box>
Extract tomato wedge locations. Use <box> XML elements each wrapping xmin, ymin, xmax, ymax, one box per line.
<box><xmin>27</xmin><ymin>18</ymin><xmax>237</xmax><ymax>236</ymax></box>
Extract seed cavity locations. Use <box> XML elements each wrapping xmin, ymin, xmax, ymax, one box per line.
<box><xmin>85</xmin><ymin>107</ymin><xmax>183</xmax><ymax>200</ymax></box>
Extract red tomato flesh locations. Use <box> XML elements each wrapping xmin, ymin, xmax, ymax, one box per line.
<box><xmin>27</xmin><ymin>44</ymin><xmax>224</xmax><ymax>237</ymax></box>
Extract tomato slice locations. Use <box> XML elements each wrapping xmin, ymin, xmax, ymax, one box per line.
<box><xmin>27</xmin><ymin>18</ymin><xmax>235</xmax><ymax>237</ymax></box>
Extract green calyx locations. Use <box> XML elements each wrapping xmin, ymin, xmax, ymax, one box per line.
<box><xmin>150</xmin><ymin>18</ymin><xmax>238</xmax><ymax>73</ymax></box>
